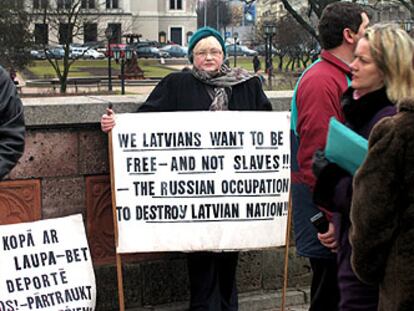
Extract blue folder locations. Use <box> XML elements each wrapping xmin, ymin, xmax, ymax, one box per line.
<box><xmin>324</xmin><ymin>117</ymin><xmax>368</xmax><ymax>175</ymax></box>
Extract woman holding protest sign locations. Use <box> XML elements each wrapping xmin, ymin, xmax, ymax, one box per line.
<box><xmin>311</xmin><ymin>24</ymin><xmax>413</xmax><ymax>310</ymax></box>
<box><xmin>101</xmin><ymin>26</ymin><xmax>271</xmax><ymax>310</ymax></box>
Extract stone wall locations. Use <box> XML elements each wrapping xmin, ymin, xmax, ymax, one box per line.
<box><xmin>1</xmin><ymin>92</ymin><xmax>310</xmax><ymax>310</ymax></box>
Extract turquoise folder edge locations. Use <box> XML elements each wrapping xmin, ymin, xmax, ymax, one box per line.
<box><xmin>324</xmin><ymin>117</ymin><xmax>368</xmax><ymax>175</ymax></box>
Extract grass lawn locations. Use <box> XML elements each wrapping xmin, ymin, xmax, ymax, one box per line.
<box><xmin>24</xmin><ymin>57</ymin><xmax>299</xmax><ymax>91</ymax></box>
<box><xmin>26</xmin><ymin>57</ymin><xmax>265</xmax><ymax>78</ymax></box>
<box><xmin>25</xmin><ymin>59</ymin><xmax>178</xmax><ymax>79</ymax></box>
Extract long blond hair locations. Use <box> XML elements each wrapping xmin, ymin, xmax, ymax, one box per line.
<box><xmin>364</xmin><ymin>24</ymin><xmax>414</xmax><ymax>103</ymax></box>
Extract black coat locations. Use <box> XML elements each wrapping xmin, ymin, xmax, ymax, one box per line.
<box><xmin>313</xmin><ymin>87</ymin><xmax>396</xmax><ymax>310</ymax></box>
<box><xmin>0</xmin><ymin>66</ymin><xmax>25</xmax><ymax>179</ymax></box>
<box><xmin>138</xmin><ymin>71</ymin><xmax>271</xmax><ymax>112</ymax></box>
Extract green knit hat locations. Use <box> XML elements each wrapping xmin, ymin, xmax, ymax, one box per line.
<box><xmin>188</xmin><ymin>26</ymin><xmax>226</xmax><ymax>63</ymax></box>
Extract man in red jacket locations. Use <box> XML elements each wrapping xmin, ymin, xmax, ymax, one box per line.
<box><xmin>290</xmin><ymin>2</ymin><xmax>369</xmax><ymax>310</ymax></box>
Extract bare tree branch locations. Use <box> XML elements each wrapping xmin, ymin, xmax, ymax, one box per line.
<box><xmin>280</xmin><ymin>0</ymin><xmax>413</xmax><ymax>46</ymax></box>
<box><xmin>280</xmin><ymin>0</ymin><xmax>320</xmax><ymax>41</ymax></box>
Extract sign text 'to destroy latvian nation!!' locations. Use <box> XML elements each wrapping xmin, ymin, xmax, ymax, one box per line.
<box><xmin>111</xmin><ymin>111</ymin><xmax>291</xmax><ymax>253</ymax></box>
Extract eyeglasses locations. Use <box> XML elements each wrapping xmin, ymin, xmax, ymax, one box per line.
<box><xmin>194</xmin><ymin>49</ymin><xmax>223</xmax><ymax>59</ymax></box>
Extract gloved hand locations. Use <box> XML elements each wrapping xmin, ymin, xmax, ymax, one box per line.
<box><xmin>312</xmin><ymin>149</ymin><xmax>330</xmax><ymax>178</ymax></box>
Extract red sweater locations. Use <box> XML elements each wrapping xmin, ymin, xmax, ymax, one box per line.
<box><xmin>294</xmin><ymin>50</ymin><xmax>350</xmax><ymax>189</ymax></box>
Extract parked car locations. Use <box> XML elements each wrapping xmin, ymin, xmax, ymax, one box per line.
<box><xmin>128</xmin><ymin>40</ymin><xmax>161</xmax><ymax>53</ymax></box>
<box><xmin>135</xmin><ymin>46</ymin><xmax>169</xmax><ymax>58</ymax></box>
<box><xmin>133</xmin><ymin>40</ymin><xmax>161</xmax><ymax>48</ymax></box>
<box><xmin>83</xmin><ymin>40</ymin><xmax>106</xmax><ymax>50</ymax></box>
<box><xmin>159</xmin><ymin>45</ymin><xmax>188</xmax><ymax>58</ymax></box>
<box><xmin>83</xmin><ymin>41</ymin><xmax>110</xmax><ymax>54</ymax></box>
<box><xmin>30</xmin><ymin>49</ymin><xmax>46</xmax><ymax>60</ymax></box>
<box><xmin>45</xmin><ymin>46</ymin><xmax>65</xmax><ymax>59</ymax></box>
<box><xmin>82</xmin><ymin>49</ymin><xmax>105</xmax><ymax>59</ymax></box>
<box><xmin>226</xmin><ymin>44</ymin><xmax>257</xmax><ymax>57</ymax></box>
<box><xmin>70</xmin><ymin>46</ymin><xmax>89</xmax><ymax>59</ymax></box>
<box><xmin>255</xmin><ymin>44</ymin><xmax>278</xmax><ymax>56</ymax></box>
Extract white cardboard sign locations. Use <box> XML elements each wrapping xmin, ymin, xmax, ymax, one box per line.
<box><xmin>0</xmin><ymin>214</ymin><xmax>96</xmax><ymax>311</ymax></box>
<box><xmin>111</xmin><ymin>111</ymin><xmax>291</xmax><ymax>253</ymax></box>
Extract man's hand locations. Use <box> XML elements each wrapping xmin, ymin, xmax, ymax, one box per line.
<box><xmin>312</xmin><ymin>149</ymin><xmax>329</xmax><ymax>178</ymax></box>
<box><xmin>317</xmin><ymin>222</ymin><xmax>338</xmax><ymax>252</ymax></box>
<box><xmin>101</xmin><ymin>108</ymin><xmax>116</xmax><ymax>133</ymax></box>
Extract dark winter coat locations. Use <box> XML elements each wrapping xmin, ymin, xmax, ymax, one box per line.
<box><xmin>350</xmin><ymin>97</ymin><xmax>414</xmax><ymax>311</ymax></box>
<box><xmin>0</xmin><ymin>66</ymin><xmax>25</xmax><ymax>179</ymax></box>
<box><xmin>313</xmin><ymin>87</ymin><xmax>396</xmax><ymax>310</ymax></box>
<box><xmin>138</xmin><ymin>71</ymin><xmax>271</xmax><ymax>112</ymax></box>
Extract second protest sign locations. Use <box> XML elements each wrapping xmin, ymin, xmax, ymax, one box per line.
<box><xmin>111</xmin><ymin>111</ymin><xmax>290</xmax><ymax>253</ymax></box>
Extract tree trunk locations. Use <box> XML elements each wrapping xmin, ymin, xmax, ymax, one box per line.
<box><xmin>278</xmin><ymin>55</ymin><xmax>284</xmax><ymax>71</ymax></box>
<box><xmin>60</xmin><ymin>77</ymin><xmax>67</xmax><ymax>93</ymax></box>
<box><xmin>285</xmin><ymin>59</ymin><xmax>292</xmax><ymax>71</ymax></box>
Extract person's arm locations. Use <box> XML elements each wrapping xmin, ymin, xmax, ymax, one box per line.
<box><xmin>296</xmin><ymin>76</ymin><xmax>345</xmax><ymax>189</ymax></box>
<box><xmin>138</xmin><ymin>73</ymin><xmax>177</xmax><ymax>112</ymax></box>
<box><xmin>312</xmin><ymin>151</ymin><xmax>351</xmax><ymax>214</ymax></box>
<box><xmin>350</xmin><ymin>117</ymin><xmax>402</xmax><ymax>284</ymax></box>
<box><xmin>313</xmin><ymin>103</ymin><xmax>398</xmax><ymax>215</ymax></box>
<box><xmin>253</xmin><ymin>77</ymin><xmax>272</xmax><ymax>111</ymax></box>
<box><xmin>100</xmin><ymin>73</ymin><xmax>179</xmax><ymax>132</ymax></box>
<box><xmin>0</xmin><ymin>67</ymin><xmax>25</xmax><ymax>179</ymax></box>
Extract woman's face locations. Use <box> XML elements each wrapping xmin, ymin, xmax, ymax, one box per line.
<box><xmin>350</xmin><ymin>38</ymin><xmax>384</xmax><ymax>96</ymax></box>
<box><xmin>192</xmin><ymin>36</ymin><xmax>224</xmax><ymax>73</ymax></box>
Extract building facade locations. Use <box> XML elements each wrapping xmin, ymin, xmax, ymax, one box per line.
<box><xmin>29</xmin><ymin>0</ymin><xmax>197</xmax><ymax>46</ymax></box>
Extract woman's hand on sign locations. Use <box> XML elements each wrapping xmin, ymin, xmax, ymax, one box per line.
<box><xmin>101</xmin><ymin>108</ymin><xmax>116</xmax><ymax>133</ymax></box>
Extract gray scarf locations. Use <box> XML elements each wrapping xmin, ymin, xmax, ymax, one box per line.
<box><xmin>192</xmin><ymin>64</ymin><xmax>253</xmax><ymax>111</ymax></box>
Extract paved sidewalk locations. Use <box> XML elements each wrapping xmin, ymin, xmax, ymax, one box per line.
<box><xmin>126</xmin><ymin>288</ymin><xmax>310</xmax><ymax>311</ymax></box>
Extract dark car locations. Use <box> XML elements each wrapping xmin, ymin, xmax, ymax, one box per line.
<box><xmin>132</xmin><ymin>40</ymin><xmax>161</xmax><ymax>48</ymax></box>
<box><xmin>45</xmin><ymin>46</ymin><xmax>65</xmax><ymax>59</ymax></box>
<box><xmin>255</xmin><ymin>44</ymin><xmax>278</xmax><ymax>56</ymax></box>
<box><xmin>83</xmin><ymin>40</ymin><xmax>106</xmax><ymax>50</ymax></box>
<box><xmin>135</xmin><ymin>46</ymin><xmax>169</xmax><ymax>58</ymax></box>
<box><xmin>159</xmin><ymin>45</ymin><xmax>188</xmax><ymax>58</ymax></box>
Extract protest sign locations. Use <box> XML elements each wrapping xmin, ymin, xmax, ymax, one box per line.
<box><xmin>0</xmin><ymin>214</ymin><xmax>96</xmax><ymax>311</ymax></box>
<box><xmin>111</xmin><ymin>111</ymin><xmax>290</xmax><ymax>253</ymax></box>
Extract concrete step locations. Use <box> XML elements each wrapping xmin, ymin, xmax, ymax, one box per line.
<box><xmin>126</xmin><ymin>287</ymin><xmax>310</xmax><ymax>311</ymax></box>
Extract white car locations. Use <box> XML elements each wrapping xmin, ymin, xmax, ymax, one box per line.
<box><xmin>70</xmin><ymin>46</ymin><xmax>88</xmax><ymax>59</ymax></box>
<box><xmin>82</xmin><ymin>49</ymin><xmax>105</xmax><ymax>59</ymax></box>
<box><xmin>70</xmin><ymin>46</ymin><xmax>105</xmax><ymax>59</ymax></box>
